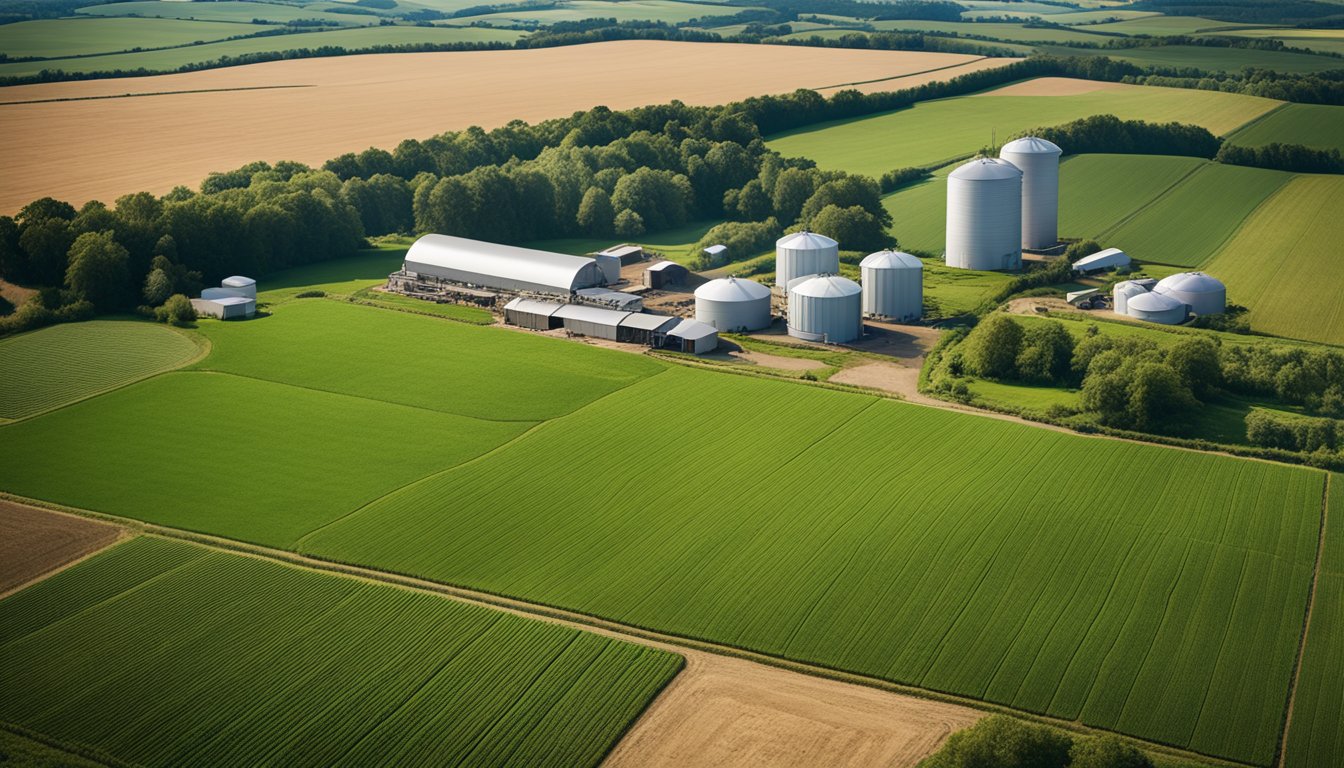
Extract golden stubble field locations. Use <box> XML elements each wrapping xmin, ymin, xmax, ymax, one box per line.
<box><xmin>0</xmin><ymin>41</ymin><xmax>1015</xmax><ymax>212</ymax></box>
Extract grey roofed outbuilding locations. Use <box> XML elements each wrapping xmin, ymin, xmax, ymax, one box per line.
<box><xmin>503</xmin><ymin>297</ymin><xmax>565</xmax><ymax>330</ymax></box>
<box><xmin>619</xmin><ymin>313</ymin><xmax>678</xmax><ymax>331</ymax></box>
<box><xmin>702</xmin><ymin>244</ymin><xmax>727</xmax><ymax>256</ymax></box>
<box><xmin>667</xmin><ymin>318</ymin><xmax>719</xmax><ymax>354</ymax></box>
<box><xmin>646</xmin><ymin>260</ymin><xmax>681</xmax><ymax>272</ymax></box>
<box><xmin>404</xmin><ymin>234</ymin><xmax>603</xmax><ymax>294</ymax></box>
<box><xmin>553</xmin><ymin>303</ymin><xmax>631</xmax><ymax>340</ymax></box>
<box><xmin>575</xmin><ymin>287</ymin><xmax>644</xmax><ymax>311</ymax></box>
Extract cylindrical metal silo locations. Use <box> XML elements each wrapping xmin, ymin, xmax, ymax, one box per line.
<box><xmin>945</xmin><ymin>157</ymin><xmax>1022</xmax><ymax>271</ymax></box>
<box><xmin>860</xmin><ymin>250</ymin><xmax>923</xmax><ymax>321</ymax></box>
<box><xmin>1112</xmin><ymin>280</ymin><xmax>1148</xmax><ymax>316</ymax></box>
<box><xmin>999</xmin><ymin>136</ymin><xmax>1062</xmax><ymax>250</ymax></box>
<box><xmin>694</xmin><ymin>276</ymin><xmax>772</xmax><ymax>331</ymax></box>
<box><xmin>787</xmin><ymin>275</ymin><xmax>862</xmax><ymax>343</ymax></box>
<box><xmin>1153</xmin><ymin>272</ymin><xmax>1226</xmax><ymax>316</ymax></box>
<box><xmin>1126</xmin><ymin>291</ymin><xmax>1187</xmax><ymax>325</ymax></box>
<box><xmin>775</xmin><ymin>231</ymin><xmax>839</xmax><ymax>289</ymax></box>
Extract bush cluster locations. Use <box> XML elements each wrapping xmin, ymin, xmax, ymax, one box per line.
<box><xmin>919</xmin><ymin>716</ymin><xmax>1154</xmax><ymax>768</ymax></box>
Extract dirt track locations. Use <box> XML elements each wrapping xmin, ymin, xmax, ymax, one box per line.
<box><xmin>0</xmin><ymin>500</ymin><xmax>122</xmax><ymax>595</ymax></box>
<box><xmin>0</xmin><ymin>42</ymin><xmax>1015</xmax><ymax>211</ymax></box>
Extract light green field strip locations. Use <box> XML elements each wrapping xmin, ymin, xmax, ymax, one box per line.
<box><xmin>1204</xmin><ymin>174</ymin><xmax>1344</xmax><ymax>347</ymax></box>
<box><xmin>1225</xmin><ymin>103</ymin><xmax>1344</xmax><ymax>154</ymax></box>
<box><xmin>766</xmin><ymin>82</ymin><xmax>1279</xmax><ymax>177</ymax></box>
<box><xmin>1212</xmin><ymin>27</ymin><xmax>1344</xmax><ymax>56</ymax></box>
<box><xmin>77</xmin><ymin>1</ymin><xmax>379</xmax><ymax>25</ymax></box>
<box><xmin>452</xmin><ymin>0</ymin><xmax>755</xmax><ymax>26</ymax></box>
<box><xmin>254</xmin><ymin>248</ymin><xmax>408</xmax><ymax>302</ymax></box>
<box><xmin>301</xmin><ymin>364</ymin><xmax>1324</xmax><ymax>765</ymax></box>
<box><xmin>1083</xmin><ymin>15</ymin><xmax>1257</xmax><ymax>35</ymax></box>
<box><xmin>1037</xmin><ymin>43</ymin><xmax>1344</xmax><ymax>74</ymax></box>
<box><xmin>869</xmin><ymin>19</ymin><xmax>1114</xmax><ymax>44</ymax></box>
<box><xmin>0</xmin><ymin>17</ymin><xmax>275</xmax><ymax>60</ymax></box>
<box><xmin>1101</xmin><ymin>162</ymin><xmax>1294</xmax><ymax>268</ymax></box>
<box><xmin>956</xmin><ymin>0</ymin><xmax>1075</xmax><ymax>16</ymax></box>
<box><xmin>193</xmin><ymin>300</ymin><xmax>665</xmax><ymax>421</ymax></box>
<box><xmin>1059</xmin><ymin>154</ymin><xmax>1208</xmax><ymax>240</ymax></box>
<box><xmin>0</xmin><ymin>537</ymin><xmax>681</xmax><ymax>768</ymax></box>
<box><xmin>0</xmin><ymin>371</ymin><xmax>530</xmax><ymax>547</ymax></box>
<box><xmin>0</xmin><ymin>24</ymin><xmax>524</xmax><ymax>78</ymax></box>
<box><xmin>0</xmin><ymin>320</ymin><xmax>201</xmax><ymax>421</ymax></box>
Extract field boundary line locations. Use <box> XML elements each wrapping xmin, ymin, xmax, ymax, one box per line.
<box><xmin>1220</xmin><ymin>101</ymin><xmax>1290</xmax><ymax>143</ymax></box>
<box><xmin>0</xmin><ymin>492</ymin><xmax>1254</xmax><ymax>768</ymax></box>
<box><xmin>0</xmin><ymin>84</ymin><xmax>316</xmax><ymax>108</ymax></box>
<box><xmin>811</xmin><ymin>56</ymin><xmax>995</xmax><ymax>91</ymax></box>
<box><xmin>1096</xmin><ymin>161</ymin><xmax>1207</xmax><ymax>245</ymax></box>
<box><xmin>1275</xmin><ymin>472</ymin><xmax>1331</xmax><ymax>768</ymax></box>
<box><xmin>0</xmin><ymin>722</ymin><xmax>130</xmax><ymax>768</ymax></box>
<box><xmin>0</xmin><ymin>524</ymin><xmax>129</xmax><ymax>601</ymax></box>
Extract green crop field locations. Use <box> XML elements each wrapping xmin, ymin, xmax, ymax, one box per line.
<box><xmin>193</xmin><ymin>300</ymin><xmax>662</xmax><ymax>420</ymax></box>
<box><xmin>288</xmin><ymin>365</ymin><xmax>1325</xmax><ymax>765</ymax></box>
<box><xmin>77</xmin><ymin>0</ymin><xmax>379</xmax><ymax>25</ymax></box>
<box><xmin>1283</xmin><ymin>475</ymin><xmax>1344</xmax><ymax>768</ymax></box>
<box><xmin>1038</xmin><ymin>43</ymin><xmax>1344</xmax><ymax>74</ymax></box>
<box><xmin>0</xmin><ymin>536</ymin><xmax>681</xmax><ymax>768</ymax></box>
<box><xmin>0</xmin><ymin>371</ymin><xmax>528</xmax><ymax>546</ymax></box>
<box><xmin>0</xmin><ymin>320</ymin><xmax>200</xmax><ymax>421</ymax></box>
<box><xmin>454</xmin><ymin>0</ymin><xmax>753</xmax><ymax>26</ymax></box>
<box><xmin>1058</xmin><ymin>154</ymin><xmax>1207</xmax><ymax>239</ymax></box>
<box><xmin>1204</xmin><ymin>175</ymin><xmax>1344</xmax><ymax>346</ymax></box>
<box><xmin>956</xmin><ymin>0</ymin><xmax>1075</xmax><ymax>16</ymax></box>
<box><xmin>767</xmin><ymin>82</ymin><xmax>1279</xmax><ymax>177</ymax></box>
<box><xmin>1100</xmin><ymin>162</ymin><xmax>1294</xmax><ymax>267</ymax></box>
<box><xmin>1214</xmin><ymin>27</ymin><xmax>1344</xmax><ymax>56</ymax></box>
<box><xmin>255</xmin><ymin>245</ymin><xmax>409</xmax><ymax>303</ymax></box>
<box><xmin>0</xmin><ymin>24</ymin><xmax>524</xmax><ymax>78</ymax></box>
<box><xmin>1081</xmin><ymin>15</ymin><xmax>1253</xmax><ymax>35</ymax></box>
<box><xmin>867</xmin><ymin>19</ymin><xmax>1112</xmax><ymax>44</ymax></box>
<box><xmin>1226</xmin><ymin>104</ymin><xmax>1344</xmax><ymax>154</ymax></box>
<box><xmin>884</xmin><ymin>166</ymin><xmax>950</xmax><ymax>255</ymax></box>
<box><xmin>0</xmin><ymin>17</ymin><xmax>275</xmax><ymax>60</ymax></box>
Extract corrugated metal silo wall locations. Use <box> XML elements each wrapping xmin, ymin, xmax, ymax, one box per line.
<box><xmin>777</xmin><ymin>244</ymin><xmax>840</xmax><ymax>287</ymax></box>
<box><xmin>946</xmin><ymin>175</ymin><xmax>1022</xmax><ymax>270</ymax></box>
<box><xmin>788</xmin><ymin>291</ymin><xmax>862</xmax><ymax>343</ymax></box>
<box><xmin>861</xmin><ymin>266</ymin><xmax>923</xmax><ymax>321</ymax></box>
<box><xmin>696</xmin><ymin>296</ymin><xmax>772</xmax><ymax>331</ymax></box>
<box><xmin>1002</xmin><ymin>149</ymin><xmax>1058</xmax><ymax>249</ymax></box>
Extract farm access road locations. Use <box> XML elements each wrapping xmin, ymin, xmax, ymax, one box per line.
<box><xmin>0</xmin><ymin>42</ymin><xmax>1016</xmax><ymax>212</ymax></box>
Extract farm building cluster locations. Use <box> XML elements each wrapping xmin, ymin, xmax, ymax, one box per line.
<box><xmin>192</xmin><ymin>276</ymin><xmax>257</xmax><ymax>319</ymax></box>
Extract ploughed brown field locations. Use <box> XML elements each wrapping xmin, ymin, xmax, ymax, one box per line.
<box><xmin>0</xmin><ymin>500</ymin><xmax>120</xmax><ymax>594</ymax></box>
<box><xmin>0</xmin><ymin>41</ymin><xmax>1015</xmax><ymax>212</ymax></box>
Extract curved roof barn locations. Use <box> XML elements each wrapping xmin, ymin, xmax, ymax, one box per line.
<box><xmin>404</xmin><ymin>234</ymin><xmax>603</xmax><ymax>294</ymax></box>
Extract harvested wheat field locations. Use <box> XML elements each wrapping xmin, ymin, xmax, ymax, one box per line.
<box><xmin>0</xmin><ymin>42</ymin><xmax>1014</xmax><ymax>211</ymax></box>
<box><xmin>604</xmin><ymin>648</ymin><xmax>982</xmax><ymax>768</ymax></box>
<box><xmin>977</xmin><ymin>76</ymin><xmax>1129</xmax><ymax>96</ymax></box>
<box><xmin>0</xmin><ymin>500</ymin><xmax>120</xmax><ymax>595</ymax></box>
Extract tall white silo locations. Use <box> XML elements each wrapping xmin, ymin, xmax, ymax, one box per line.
<box><xmin>695</xmin><ymin>276</ymin><xmax>772</xmax><ymax>331</ymax></box>
<box><xmin>999</xmin><ymin>136</ymin><xmax>1062</xmax><ymax>250</ymax></box>
<box><xmin>945</xmin><ymin>157</ymin><xmax>1022</xmax><ymax>271</ymax></box>
<box><xmin>775</xmin><ymin>231</ymin><xmax>839</xmax><ymax>289</ymax></box>
<box><xmin>860</xmin><ymin>250</ymin><xmax>923</xmax><ymax>321</ymax></box>
<box><xmin>787</xmin><ymin>275</ymin><xmax>862</xmax><ymax>343</ymax></box>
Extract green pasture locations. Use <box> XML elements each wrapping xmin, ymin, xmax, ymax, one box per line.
<box><xmin>1038</xmin><ymin>43</ymin><xmax>1344</xmax><ymax>74</ymax></box>
<box><xmin>0</xmin><ymin>320</ymin><xmax>200</xmax><ymax>421</ymax></box>
<box><xmin>0</xmin><ymin>371</ymin><xmax>527</xmax><ymax>546</ymax></box>
<box><xmin>956</xmin><ymin>0</ymin><xmax>1075</xmax><ymax>17</ymax></box>
<box><xmin>300</xmin><ymin>364</ymin><xmax>1324</xmax><ymax>765</ymax></box>
<box><xmin>453</xmin><ymin>0</ymin><xmax>751</xmax><ymax>26</ymax></box>
<box><xmin>1101</xmin><ymin>162</ymin><xmax>1294</xmax><ymax>268</ymax></box>
<box><xmin>1226</xmin><ymin>103</ymin><xmax>1344</xmax><ymax>153</ymax></box>
<box><xmin>1058</xmin><ymin>153</ymin><xmax>1206</xmax><ymax>239</ymax></box>
<box><xmin>254</xmin><ymin>245</ymin><xmax>408</xmax><ymax>303</ymax></box>
<box><xmin>525</xmin><ymin>219</ymin><xmax>719</xmax><ymax>265</ymax></box>
<box><xmin>884</xmin><ymin>165</ymin><xmax>949</xmax><ymax>255</ymax></box>
<box><xmin>77</xmin><ymin>1</ymin><xmax>380</xmax><ymax>26</ymax></box>
<box><xmin>766</xmin><ymin>82</ymin><xmax>1279</xmax><ymax>177</ymax></box>
<box><xmin>1213</xmin><ymin>27</ymin><xmax>1344</xmax><ymax>56</ymax></box>
<box><xmin>869</xmin><ymin>19</ymin><xmax>1112</xmax><ymax>44</ymax></box>
<box><xmin>0</xmin><ymin>24</ymin><xmax>524</xmax><ymax>78</ymax></box>
<box><xmin>1205</xmin><ymin>174</ymin><xmax>1344</xmax><ymax>346</ymax></box>
<box><xmin>1082</xmin><ymin>15</ymin><xmax>1255</xmax><ymax>35</ymax></box>
<box><xmin>1283</xmin><ymin>474</ymin><xmax>1344</xmax><ymax>768</ymax></box>
<box><xmin>0</xmin><ymin>17</ymin><xmax>274</xmax><ymax>60</ymax></box>
<box><xmin>0</xmin><ymin>536</ymin><xmax>680</xmax><ymax>768</ymax></box>
<box><xmin>774</xmin><ymin>27</ymin><xmax>1036</xmax><ymax>54</ymax></box>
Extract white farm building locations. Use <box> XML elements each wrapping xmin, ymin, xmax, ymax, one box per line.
<box><xmin>695</xmin><ymin>277</ymin><xmax>772</xmax><ymax>331</ymax></box>
<box><xmin>1154</xmin><ymin>271</ymin><xmax>1226</xmax><ymax>316</ymax></box>
<box><xmin>1125</xmin><ymin>291</ymin><xmax>1187</xmax><ymax>324</ymax></box>
<box><xmin>1073</xmin><ymin>248</ymin><xmax>1130</xmax><ymax>274</ymax></box>
<box><xmin>192</xmin><ymin>295</ymin><xmax>255</xmax><ymax>320</ymax></box>
<box><xmin>403</xmin><ymin>234</ymin><xmax>605</xmax><ymax>295</ymax></box>
<box><xmin>787</xmin><ymin>274</ymin><xmax>862</xmax><ymax>344</ymax></box>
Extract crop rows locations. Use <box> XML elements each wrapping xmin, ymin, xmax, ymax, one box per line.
<box><xmin>0</xmin><ymin>320</ymin><xmax>198</xmax><ymax>421</ymax></box>
<box><xmin>1226</xmin><ymin>103</ymin><xmax>1344</xmax><ymax>154</ymax></box>
<box><xmin>303</xmin><ymin>366</ymin><xmax>1324</xmax><ymax>765</ymax></box>
<box><xmin>0</xmin><ymin>537</ymin><xmax>681</xmax><ymax>768</ymax></box>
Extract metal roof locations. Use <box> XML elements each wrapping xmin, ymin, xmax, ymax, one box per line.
<box><xmin>619</xmin><ymin>313</ymin><xmax>679</xmax><ymax>331</ymax></box>
<box><xmin>221</xmin><ymin>275</ymin><xmax>256</xmax><ymax>287</ymax></box>
<box><xmin>552</xmin><ymin>304</ymin><xmax>631</xmax><ymax>325</ymax></box>
<box><xmin>406</xmin><ymin>234</ymin><xmax>598</xmax><ymax>292</ymax></box>
<box><xmin>1066</xmin><ymin>288</ymin><xmax>1099</xmax><ymax>303</ymax></box>
<box><xmin>646</xmin><ymin>260</ymin><xmax>684</xmax><ymax>272</ymax></box>
<box><xmin>860</xmin><ymin>250</ymin><xmax>922</xmax><ymax>270</ymax></box>
<box><xmin>1001</xmin><ymin>136</ymin><xmax>1062</xmax><ymax>155</ymax></box>
<box><xmin>504</xmin><ymin>297</ymin><xmax>564</xmax><ymax>316</ymax></box>
<box><xmin>695</xmin><ymin>277</ymin><xmax>771</xmax><ymax>302</ymax></box>
<box><xmin>949</xmin><ymin>156</ymin><xmax>1022</xmax><ymax>181</ymax></box>
<box><xmin>702</xmin><ymin>244</ymin><xmax>727</xmax><ymax>255</ymax></box>
<box><xmin>599</xmin><ymin>244</ymin><xmax>644</xmax><ymax>257</ymax></box>
<box><xmin>1113</xmin><ymin>280</ymin><xmax>1148</xmax><ymax>297</ymax></box>
<box><xmin>776</xmin><ymin>231</ymin><xmax>838</xmax><ymax>250</ymax></box>
<box><xmin>211</xmin><ymin>296</ymin><xmax>254</xmax><ymax>306</ymax></box>
<box><xmin>1128</xmin><ymin>291</ymin><xmax>1184</xmax><ymax>311</ymax></box>
<box><xmin>1154</xmin><ymin>271</ymin><xmax>1225</xmax><ymax>295</ymax></box>
<box><xmin>1074</xmin><ymin>248</ymin><xmax>1130</xmax><ymax>271</ymax></box>
<box><xmin>668</xmin><ymin>318</ymin><xmax>718</xmax><ymax>340</ymax></box>
<box><xmin>790</xmin><ymin>274</ymin><xmax>862</xmax><ymax>299</ymax></box>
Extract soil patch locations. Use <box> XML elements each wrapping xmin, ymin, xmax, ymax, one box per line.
<box><xmin>0</xmin><ymin>500</ymin><xmax>122</xmax><ymax>595</ymax></box>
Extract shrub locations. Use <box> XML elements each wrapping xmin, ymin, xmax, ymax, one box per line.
<box><xmin>155</xmin><ymin>294</ymin><xmax>196</xmax><ymax>326</ymax></box>
<box><xmin>1068</xmin><ymin>735</ymin><xmax>1153</xmax><ymax>768</ymax></box>
<box><xmin>1015</xmin><ymin>319</ymin><xmax>1075</xmax><ymax>383</ymax></box>
<box><xmin>295</xmin><ymin>290</ymin><xmax>326</xmax><ymax>298</ymax></box>
<box><xmin>919</xmin><ymin>716</ymin><xmax>1070</xmax><ymax>768</ymax></box>
<box><xmin>961</xmin><ymin>314</ymin><xmax>1023</xmax><ymax>380</ymax></box>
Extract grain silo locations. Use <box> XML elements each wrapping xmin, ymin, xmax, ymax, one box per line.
<box><xmin>860</xmin><ymin>250</ymin><xmax>923</xmax><ymax>321</ymax></box>
<box><xmin>775</xmin><ymin>231</ymin><xmax>839</xmax><ymax>289</ymax></box>
<box><xmin>1112</xmin><ymin>280</ymin><xmax>1148</xmax><ymax>315</ymax></box>
<box><xmin>1153</xmin><ymin>272</ymin><xmax>1226</xmax><ymax>316</ymax></box>
<box><xmin>999</xmin><ymin>136</ymin><xmax>1062</xmax><ymax>249</ymax></box>
<box><xmin>945</xmin><ymin>157</ymin><xmax>1022</xmax><ymax>271</ymax></box>
<box><xmin>695</xmin><ymin>277</ymin><xmax>772</xmax><ymax>331</ymax></box>
<box><xmin>1126</xmin><ymin>291</ymin><xmax>1187</xmax><ymax>325</ymax></box>
<box><xmin>787</xmin><ymin>274</ymin><xmax>862</xmax><ymax>343</ymax></box>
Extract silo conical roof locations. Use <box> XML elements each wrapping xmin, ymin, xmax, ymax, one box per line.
<box><xmin>1154</xmin><ymin>271</ymin><xmax>1225</xmax><ymax>295</ymax></box>
<box><xmin>694</xmin><ymin>276</ymin><xmax>771</xmax><ymax>302</ymax></box>
<box><xmin>1001</xmin><ymin>136</ymin><xmax>1062</xmax><ymax>155</ymax></box>
<box><xmin>949</xmin><ymin>157</ymin><xmax>1022</xmax><ymax>181</ymax></box>
<box><xmin>1127</xmin><ymin>291</ymin><xmax>1184</xmax><ymax>312</ymax></box>
<box><xmin>860</xmin><ymin>250</ymin><xmax>922</xmax><ymax>270</ymax></box>
<box><xmin>791</xmin><ymin>274</ymin><xmax>861</xmax><ymax>298</ymax></box>
<box><xmin>776</xmin><ymin>231</ymin><xmax>839</xmax><ymax>250</ymax></box>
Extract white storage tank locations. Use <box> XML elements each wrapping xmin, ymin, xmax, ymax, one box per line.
<box><xmin>787</xmin><ymin>274</ymin><xmax>862</xmax><ymax>343</ymax></box>
<box><xmin>1112</xmin><ymin>280</ymin><xmax>1149</xmax><ymax>315</ymax></box>
<box><xmin>1126</xmin><ymin>291</ymin><xmax>1187</xmax><ymax>325</ymax></box>
<box><xmin>999</xmin><ymin>137</ymin><xmax>1062</xmax><ymax>249</ymax></box>
<box><xmin>221</xmin><ymin>275</ymin><xmax>257</xmax><ymax>299</ymax></box>
<box><xmin>775</xmin><ymin>231</ymin><xmax>839</xmax><ymax>289</ymax></box>
<box><xmin>1153</xmin><ymin>271</ymin><xmax>1226</xmax><ymax>316</ymax></box>
<box><xmin>945</xmin><ymin>157</ymin><xmax>1022</xmax><ymax>271</ymax></box>
<box><xmin>860</xmin><ymin>250</ymin><xmax>923</xmax><ymax>321</ymax></box>
<box><xmin>695</xmin><ymin>277</ymin><xmax>772</xmax><ymax>332</ymax></box>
